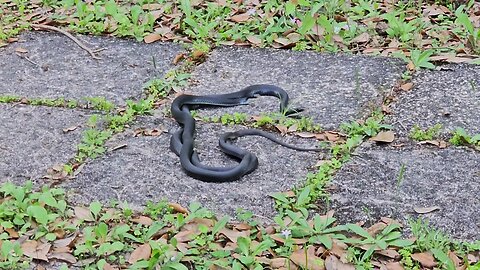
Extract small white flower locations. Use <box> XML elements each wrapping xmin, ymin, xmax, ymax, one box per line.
<box><xmin>170</xmin><ymin>256</ymin><xmax>176</xmax><ymax>261</ymax></box>
<box><xmin>281</xmin><ymin>229</ymin><xmax>291</xmax><ymax>238</ymax></box>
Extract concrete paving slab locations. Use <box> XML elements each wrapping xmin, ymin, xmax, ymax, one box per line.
<box><xmin>0</xmin><ymin>31</ymin><xmax>182</xmax><ymax>104</ymax></box>
<box><xmin>187</xmin><ymin>46</ymin><xmax>404</xmax><ymax>130</ymax></box>
<box><xmin>388</xmin><ymin>64</ymin><xmax>480</xmax><ymax>137</ymax></box>
<box><xmin>62</xmin><ymin>116</ymin><xmax>323</xmax><ymax>220</ymax></box>
<box><xmin>330</xmin><ymin>141</ymin><xmax>480</xmax><ymax>240</ymax></box>
<box><xmin>0</xmin><ymin>104</ymin><xmax>89</xmax><ymax>185</ymax></box>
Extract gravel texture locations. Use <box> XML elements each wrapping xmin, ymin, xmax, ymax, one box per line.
<box><xmin>62</xmin><ymin>115</ymin><xmax>323</xmax><ymax>220</ymax></box>
<box><xmin>0</xmin><ymin>103</ymin><xmax>89</xmax><ymax>185</ymax></box>
<box><xmin>0</xmin><ymin>32</ymin><xmax>182</xmax><ymax>104</ymax></box>
<box><xmin>330</xmin><ymin>141</ymin><xmax>480</xmax><ymax>241</ymax></box>
<box><xmin>186</xmin><ymin>46</ymin><xmax>404</xmax><ymax>130</ymax></box>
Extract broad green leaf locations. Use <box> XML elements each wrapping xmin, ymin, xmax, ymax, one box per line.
<box><xmin>298</xmin><ymin>14</ymin><xmax>315</xmax><ymax>35</ymax></box>
<box><xmin>346</xmin><ymin>223</ymin><xmax>372</xmax><ymax>239</ymax></box>
<box><xmin>89</xmin><ymin>201</ymin><xmax>102</xmax><ymax>218</ymax></box>
<box><xmin>296</xmin><ymin>185</ymin><xmax>311</xmax><ymax>206</ymax></box>
<box><xmin>270</xmin><ymin>193</ymin><xmax>289</xmax><ymax>204</ymax></box>
<box><xmin>388</xmin><ymin>239</ymin><xmax>414</xmax><ymax>248</ymax></box>
<box><xmin>236</xmin><ymin>236</ymin><xmax>250</xmax><ymax>255</ymax></box>
<box><xmin>431</xmin><ymin>248</ymin><xmax>455</xmax><ymax>270</ymax></box>
<box><xmin>26</xmin><ymin>205</ymin><xmax>48</xmax><ymax>225</ymax></box>
<box><xmin>212</xmin><ymin>216</ymin><xmax>229</xmax><ymax>235</ymax></box>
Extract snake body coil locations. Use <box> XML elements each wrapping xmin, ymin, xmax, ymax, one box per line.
<box><xmin>170</xmin><ymin>84</ymin><xmax>319</xmax><ymax>182</ymax></box>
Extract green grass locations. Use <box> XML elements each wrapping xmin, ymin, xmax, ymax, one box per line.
<box><xmin>409</xmin><ymin>123</ymin><xmax>443</xmax><ymax>141</ymax></box>
<box><xmin>0</xmin><ymin>182</ymin><xmax>478</xmax><ymax>269</ymax></box>
<box><xmin>1</xmin><ymin>0</ymin><xmax>479</xmax><ymax>65</ymax></box>
<box><xmin>1</xmin><ymin>0</ymin><xmax>480</xmax><ymax>268</ymax></box>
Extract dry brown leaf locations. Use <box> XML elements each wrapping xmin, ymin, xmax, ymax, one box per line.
<box><xmin>288</xmin><ymin>124</ymin><xmax>298</xmax><ymax>133</ymax></box>
<box><xmin>5</xmin><ymin>228</ymin><xmax>19</xmax><ymax>238</ymax></box>
<box><xmin>448</xmin><ymin>251</ymin><xmax>462</xmax><ymax>267</ymax></box>
<box><xmin>325</xmin><ymin>132</ymin><xmax>340</xmax><ymax>142</ymax></box>
<box><xmin>290</xmin><ymin>248</ymin><xmax>325</xmax><ymax>270</ymax></box>
<box><xmin>352</xmin><ymin>32</ymin><xmax>371</xmax><ymax>43</ymax></box>
<box><xmin>62</xmin><ymin>126</ymin><xmax>78</xmax><ymax>133</ymax></box>
<box><xmin>102</xmin><ymin>262</ymin><xmax>117</xmax><ymax>270</ymax></box>
<box><xmin>131</xmin><ymin>216</ymin><xmax>153</xmax><ymax>226</ymax></box>
<box><xmin>218</xmin><ymin>228</ymin><xmax>250</xmax><ymax>243</ymax></box>
<box><xmin>295</xmin><ymin>132</ymin><xmax>316</xmax><ymax>138</ymax></box>
<box><xmin>169</xmin><ymin>202</ymin><xmax>188</xmax><ymax>214</ymax></box>
<box><xmin>230</xmin><ymin>13</ymin><xmax>250</xmax><ymax>22</ymax></box>
<box><xmin>74</xmin><ymin>206</ymin><xmax>94</xmax><ymax>221</ymax></box>
<box><xmin>467</xmin><ymin>254</ymin><xmax>478</xmax><ymax>264</ymax></box>
<box><xmin>172</xmin><ymin>53</ymin><xmax>185</xmax><ymax>64</ymax></box>
<box><xmin>191</xmin><ymin>50</ymin><xmax>205</xmax><ymax>60</ymax></box>
<box><xmin>275</xmin><ymin>125</ymin><xmax>288</xmax><ymax>134</ymax></box>
<box><xmin>413</xmin><ymin>206</ymin><xmax>440</xmax><ymax>214</ymax></box>
<box><xmin>173</xmin><ymin>230</ymin><xmax>197</xmax><ymax>243</ymax></box>
<box><xmin>270</xmin><ymin>234</ymin><xmax>308</xmax><ymax>245</ymax></box>
<box><xmin>287</xmin><ymin>32</ymin><xmax>301</xmax><ymax>43</ymax></box>
<box><xmin>21</xmin><ymin>240</ymin><xmax>51</xmax><ymax>261</ymax></box>
<box><xmin>386</xmin><ymin>261</ymin><xmax>404</xmax><ymax>270</ymax></box>
<box><xmin>233</xmin><ymin>223</ymin><xmax>252</xmax><ymax>231</ymax></box>
<box><xmin>377</xmin><ymin>249</ymin><xmax>400</xmax><ymax>259</ymax></box>
<box><xmin>142</xmin><ymin>3</ymin><xmax>163</xmax><ymax>10</ymax></box>
<box><xmin>407</xmin><ymin>61</ymin><xmax>416</xmax><ymax>71</ymax></box>
<box><xmin>15</xmin><ymin>47</ymin><xmax>28</xmax><ymax>53</ymax></box>
<box><xmin>128</xmin><ymin>243</ymin><xmax>152</xmax><ymax>264</ymax></box>
<box><xmin>329</xmin><ymin>240</ymin><xmax>348</xmax><ymax>259</ymax></box>
<box><xmin>246</xmin><ymin>35</ymin><xmax>261</xmax><ymax>44</ymax></box>
<box><xmin>411</xmin><ymin>252</ymin><xmax>437</xmax><ymax>268</ymax></box>
<box><xmin>370</xmin><ymin>131</ymin><xmax>395</xmax><ymax>143</ymax></box>
<box><xmin>325</xmin><ymin>255</ymin><xmax>355</xmax><ymax>270</ymax></box>
<box><xmin>400</xmin><ymin>82</ymin><xmax>413</xmax><ymax>91</ymax></box>
<box><xmin>367</xmin><ymin>222</ymin><xmax>387</xmax><ymax>237</ymax></box>
<box><xmin>53</xmin><ymin>234</ymin><xmax>77</xmax><ymax>248</ymax></box>
<box><xmin>144</xmin><ymin>33</ymin><xmax>162</xmax><ymax>44</ymax></box>
<box><xmin>274</xmin><ymin>37</ymin><xmax>291</xmax><ymax>46</ymax></box>
<box><xmin>48</xmin><ymin>252</ymin><xmax>77</xmax><ymax>264</ymax></box>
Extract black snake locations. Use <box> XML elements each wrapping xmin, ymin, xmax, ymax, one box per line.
<box><xmin>170</xmin><ymin>84</ymin><xmax>320</xmax><ymax>182</ymax></box>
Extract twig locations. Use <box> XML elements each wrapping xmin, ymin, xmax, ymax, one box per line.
<box><xmin>15</xmin><ymin>52</ymin><xmax>39</xmax><ymax>66</ymax></box>
<box><xmin>31</xmin><ymin>24</ymin><xmax>104</xmax><ymax>60</ymax></box>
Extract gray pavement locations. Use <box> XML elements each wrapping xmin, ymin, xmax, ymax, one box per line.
<box><xmin>0</xmin><ymin>31</ymin><xmax>479</xmax><ymax>241</ymax></box>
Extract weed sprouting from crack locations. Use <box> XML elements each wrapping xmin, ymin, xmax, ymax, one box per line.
<box><xmin>409</xmin><ymin>123</ymin><xmax>443</xmax><ymax>141</ymax></box>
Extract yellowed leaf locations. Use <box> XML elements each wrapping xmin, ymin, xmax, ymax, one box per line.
<box><xmin>370</xmin><ymin>131</ymin><xmax>395</xmax><ymax>143</ymax></box>
<box><xmin>128</xmin><ymin>243</ymin><xmax>151</xmax><ymax>264</ymax></box>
